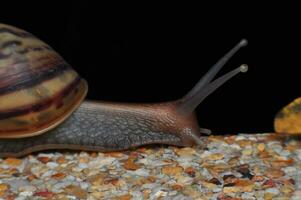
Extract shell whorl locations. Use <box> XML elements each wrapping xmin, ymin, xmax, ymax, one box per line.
<box><xmin>0</xmin><ymin>23</ymin><xmax>87</xmax><ymax>138</ymax></box>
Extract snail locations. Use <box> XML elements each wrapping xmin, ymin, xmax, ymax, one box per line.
<box><xmin>0</xmin><ymin>23</ymin><xmax>248</xmax><ymax>157</ymax></box>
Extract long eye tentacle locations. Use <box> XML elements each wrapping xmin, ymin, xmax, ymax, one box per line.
<box><xmin>178</xmin><ymin>39</ymin><xmax>248</xmax><ymax>115</ymax></box>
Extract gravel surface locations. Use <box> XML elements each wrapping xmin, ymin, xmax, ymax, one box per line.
<box><xmin>0</xmin><ymin>133</ymin><xmax>301</xmax><ymax>200</ymax></box>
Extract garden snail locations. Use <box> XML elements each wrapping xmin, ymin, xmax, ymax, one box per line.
<box><xmin>0</xmin><ymin>23</ymin><xmax>248</xmax><ymax>157</ymax></box>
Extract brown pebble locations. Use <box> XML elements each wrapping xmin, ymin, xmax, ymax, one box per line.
<box><xmin>37</xmin><ymin>156</ymin><xmax>51</xmax><ymax>164</ymax></box>
<box><xmin>4</xmin><ymin>158</ymin><xmax>22</xmax><ymax>166</ymax></box>
<box><xmin>64</xmin><ymin>185</ymin><xmax>87</xmax><ymax>199</ymax></box>
<box><xmin>171</xmin><ymin>184</ymin><xmax>183</xmax><ymax>190</ymax></box>
<box><xmin>251</xmin><ymin>175</ymin><xmax>265</xmax><ymax>182</ymax></box>
<box><xmin>5</xmin><ymin>194</ymin><xmax>16</xmax><ymax>200</ymax></box>
<box><xmin>223</xmin><ymin>174</ymin><xmax>237</xmax><ymax>185</ymax></box>
<box><xmin>34</xmin><ymin>190</ymin><xmax>55</xmax><ymax>198</ymax></box>
<box><xmin>237</xmin><ymin>139</ymin><xmax>252</xmax><ymax>147</ymax></box>
<box><xmin>123</xmin><ymin>158</ymin><xmax>141</xmax><ymax>170</ymax></box>
<box><xmin>56</xmin><ymin>156</ymin><xmax>66</xmax><ymax>164</ymax></box>
<box><xmin>262</xmin><ymin>179</ymin><xmax>276</xmax><ymax>188</ymax></box>
<box><xmin>184</xmin><ymin>167</ymin><xmax>196</xmax><ymax>177</ymax></box>
<box><xmin>257</xmin><ymin>143</ymin><xmax>265</xmax><ymax>151</ymax></box>
<box><xmin>51</xmin><ymin>172</ymin><xmax>66</xmax><ymax>180</ymax></box>
<box><xmin>264</xmin><ymin>168</ymin><xmax>285</xmax><ymax>179</ymax></box>
<box><xmin>162</xmin><ymin>166</ymin><xmax>183</xmax><ymax>176</ymax></box>
<box><xmin>112</xmin><ymin>194</ymin><xmax>132</xmax><ymax>200</ymax></box>
<box><xmin>105</xmin><ymin>152</ymin><xmax>124</xmax><ymax>158</ymax></box>
<box><xmin>237</xmin><ymin>164</ymin><xmax>253</xmax><ymax>179</ymax></box>
<box><xmin>208</xmin><ymin>177</ymin><xmax>221</xmax><ymax>185</ymax></box>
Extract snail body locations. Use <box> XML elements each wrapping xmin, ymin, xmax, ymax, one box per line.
<box><xmin>0</xmin><ymin>23</ymin><xmax>248</xmax><ymax>157</ymax></box>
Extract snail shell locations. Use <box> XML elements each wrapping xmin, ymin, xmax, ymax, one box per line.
<box><xmin>0</xmin><ymin>23</ymin><xmax>87</xmax><ymax>138</ymax></box>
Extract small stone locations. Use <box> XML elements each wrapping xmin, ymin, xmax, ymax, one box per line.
<box><xmin>78</xmin><ymin>157</ymin><xmax>89</xmax><ymax>163</ymax></box>
<box><xmin>0</xmin><ymin>183</ymin><xmax>9</xmax><ymax>197</ymax></box>
<box><xmin>223</xmin><ymin>174</ymin><xmax>237</xmax><ymax>185</ymax></box>
<box><xmin>184</xmin><ymin>167</ymin><xmax>196</xmax><ymax>177</ymax></box>
<box><xmin>19</xmin><ymin>185</ymin><xmax>36</xmax><ymax>193</ymax></box>
<box><xmin>4</xmin><ymin>158</ymin><xmax>22</xmax><ymax>166</ymax></box>
<box><xmin>46</xmin><ymin>162</ymin><xmax>59</xmax><ymax>169</ymax></box>
<box><xmin>34</xmin><ymin>190</ymin><xmax>55</xmax><ymax>198</ymax></box>
<box><xmin>281</xmin><ymin>185</ymin><xmax>294</xmax><ymax>194</ymax></box>
<box><xmin>257</xmin><ymin>143</ymin><xmax>266</xmax><ymax>151</ymax></box>
<box><xmin>113</xmin><ymin>194</ymin><xmax>132</xmax><ymax>200</ymax></box>
<box><xmin>161</xmin><ymin>166</ymin><xmax>183</xmax><ymax>176</ymax></box>
<box><xmin>265</xmin><ymin>188</ymin><xmax>280</xmax><ymax>197</ymax></box>
<box><xmin>0</xmin><ymin>183</ymin><xmax>9</xmax><ymax>192</ymax></box>
<box><xmin>223</xmin><ymin>186</ymin><xmax>240</xmax><ymax>193</ymax></box>
<box><xmin>153</xmin><ymin>190</ymin><xmax>168</xmax><ymax>198</ymax></box>
<box><xmin>206</xmin><ymin>153</ymin><xmax>224</xmax><ymax>161</ymax></box>
<box><xmin>56</xmin><ymin>156</ymin><xmax>66</xmax><ymax>164</ymax></box>
<box><xmin>104</xmin><ymin>151</ymin><xmax>125</xmax><ymax>158</ymax></box>
<box><xmin>283</xmin><ymin>166</ymin><xmax>297</xmax><ymax>175</ymax></box>
<box><xmin>51</xmin><ymin>172</ymin><xmax>66</xmax><ymax>180</ymax></box>
<box><xmin>64</xmin><ymin>185</ymin><xmax>87</xmax><ymax>199</ymax></box>
<box><xmin>131</xmin><ymin>168</ymin><xmax>148</xmax><ymax>177</ymax></box>
<box><xmin>89</xmin><ymin>174</ymin><xmax>105</xmax><ymax>186</ymax></box>
<box><xmin>19</xmin><ymin>191</ymin><xmax>33</xmax><ymax>197</ymax></box>
<box><xmin>37</xmin><ymin>156</ymin><xmax>51</xmax><ymax>164</ymax></box>
<box><xmin>122</xmin><ymin>156</ymin><xmax>141</xmax><ymax>170</ymax></box>
<box><xmin>202</xmin><ymin>181</ymin><xmax>219</xmax><ymax>189</ymax></box>
<box><xmin>171</xmin><ymin>184</ymin><xmax>183</xmax><ymax>190</ymax></box>
<box><xmin>264</xmin><ymin>192</ymin><xmax>274</xmax><ymax>200</ymax></box>
<box><xmin>235</xmin><ymin>180</ymin><xmax>255</xmax><ymax>192</ymax></box>
<box><xmin>265</xmin><ymin>168</ymin><xmax>285</xmax><ymax>178</ymax></box>
<box><xmin>262</xmin><ymin>179</ymin><xmax>276</xmax><ymax>189</ymax></box>
<box><xmin>208</xmin><ymin>178</ymin><xmax>222</xmax><ymax>185</ymax></box>
<box><xmin>175</xmin><ymin>147</ymin><xmax>196</xmax><ymax>157</ymax></box>
<box><xmin>242</xmin><ymin>148</ymin><xmax>253</xmax><ymax>156</ymax></box>
<box><xmin>91</xmin><ymin>191</ymin><xmax>104</xmax><ymax>199</ymax></box>
<box><xmin>242</xmin><ymin>192</ymin><xmax>256</xmax><ymax>200</ymax></box>
<box><xmin>237</xmin><ymin>164</ymin><xmax>253</xmax><ymax>179</ymax></box>
<box><xmin>182</xmin><ymin>186</ymin><xmax>201</xmax><ymax>198</ymax></box>
<box><xmin>237</xmin><ymin>139</ymin><xmax>253</xmax><ymax>147</ymax></box>
<box><xmin>175</xmin><ymin>175</ymin><xmax>193</xmax><ymax>185</ymax></box>
<box><xmin>252</xmin><ymin>175</ymin><xmax>265</xmax><ymax>182</ymax></box>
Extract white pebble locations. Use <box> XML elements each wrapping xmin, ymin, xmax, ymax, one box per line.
<box><xmin>135</xmin><ymin>169</ymin><xmax>150</xmax><ymax>177</ymax></box>
<box><xmin>296</xmin><ymin>150</ymin><xmax>301</xmax><ymax>161</ymax></box>
<box><xmin>292</xmin><ymin>190</ymin><xmax>301</xmax><ymax>200</ymax></box>
<box><xmin>15</xmin><ymin>197</ymin><xmax>27</xmax><ymax>200</ymax></box>
<box><xmin>283</xmin><ymin>166</ymin><xmax>297</xmax><ymax>175</ymax></box>
<box><xmin>154</xmin><ymin>190</ymin><xmax>168</xmax><ymax>198</ymax></box>
<box><xmin>242</xmin><ymin>192</ymin><xmax>256</xmax><ymax>200</ymax></box>
<box><xmin>46</xmin><ymin>162</ymin><xmax>59</xmax><ymax>169</ymax></box>
<box><xmin>80</xmin><ymin>182</ymin><xmax>90</xmax><ymax>190</ymax></box>
<box><xmin>18</xmin><ymin>185</ymin><xmax>36</xmax><ymax>193</ymax></box>
<box><xmin>19</xmin><ymin>191</ymin><xmax>33</xmax><ymax>197</ymax></box>
<box><xmin>266</xmin><ymin>188</ymin><xmax>280</xmax><ymax>195</ymax></box>
<box><xmin>41</xmin><ymin>170</ymin><xmax>55</xmax><ymax>178</ymax></box>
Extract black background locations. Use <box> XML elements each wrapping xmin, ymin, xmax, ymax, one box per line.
<box><xmin>1</xmin><ymin>3</ymin><xmax>300</xmax><ymax>133</ymax></box>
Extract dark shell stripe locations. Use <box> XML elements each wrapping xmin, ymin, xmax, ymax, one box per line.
<box><xmin>0</xmin><ymin>27</ymin><xmax>35</xmax><ymax>38</ymax></box>
<box><xmin>0</xmin><ymin>63</ymin><xmax>72</xmax><ymax>95</ymax></box>
<box><xmin>0</xmin><ymin>43</ymin><xmax>54</xmax><ymax>61</ymax></box>
<box><xmin>0</xmin><ymin>40</ymin><xmax>22</xmax><ymax>48</ymax></box>
<box><xmin>0</xmin><ymin>76</ymin><xmax>81</xmax><ymax>121</ymax></box>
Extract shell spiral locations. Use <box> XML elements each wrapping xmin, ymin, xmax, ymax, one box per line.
<box><xmin>0</xmin><ymin>23</ymin><xmax>88</xmax><ymax>138</ymax></box>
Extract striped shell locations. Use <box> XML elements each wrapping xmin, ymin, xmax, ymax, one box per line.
<box><xmin>0</xmin><ymin>23</ymin><xmax>88</xmax><ymax>138</ymax></box>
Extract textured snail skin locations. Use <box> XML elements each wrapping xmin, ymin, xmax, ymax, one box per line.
<box><xmin>0</xmin><ymin>101</ymin><xmax>200</xmax><ymax>157</ymax></box>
